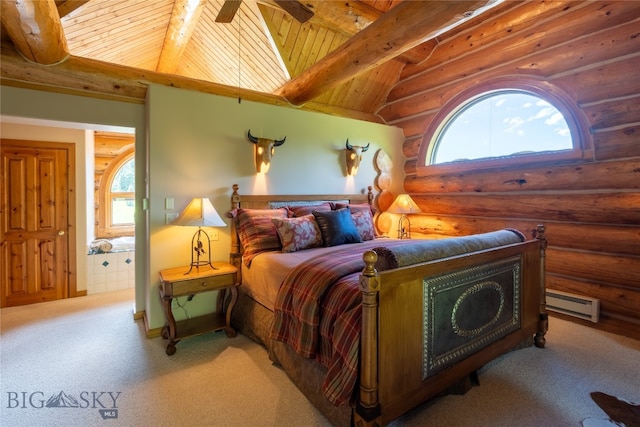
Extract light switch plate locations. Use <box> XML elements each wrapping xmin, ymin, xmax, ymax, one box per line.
<box><xmin>165</xmin><ymin>212</ymin><xmax>178</xmax><ymax>224</ymax></box>
<box><xmin>165</xmin><ymin>197</ymin><xmax>174</xmax><ymax>210</ymax></box>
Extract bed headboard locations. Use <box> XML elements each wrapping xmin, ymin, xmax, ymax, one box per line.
<box><xmin>227</xmin><ymin>184</ymin><xmax>374</xmax><ymax>268</ymax></box>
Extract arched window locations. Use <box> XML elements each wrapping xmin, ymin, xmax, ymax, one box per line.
<box><xmin>109</xmin><ymin>157</ymin><xmax>135</xmax><ymax>225</ymax></box>
<box><xmin>418</xmin><ymin>79</ymin><xmax>591</xmax><ymax>175</ymax></box>
<box><xmin>97</xmin><ymin>148</ymin><xmax>135</xmax><ymax>238</ymax></box>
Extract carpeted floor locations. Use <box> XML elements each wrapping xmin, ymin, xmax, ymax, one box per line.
<box><xmin>1</xmin><ymin>289</ymin><xmax>639</xmax><ymax>427</ymax></box>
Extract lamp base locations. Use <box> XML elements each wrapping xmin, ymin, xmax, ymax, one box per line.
<box><xmin>185</xmin><ymin>260</ymin><xmax>218</xmax><ymax>275</ymax></box>
<box><xmin>397</xmin><ymin>214</ymin><xmax>411</xmax><ymax>239</ymax></box>
<box><xmin>184</xmin><ymin>227</ymin><xmax>218</xmax><ymax>274</ymax></box>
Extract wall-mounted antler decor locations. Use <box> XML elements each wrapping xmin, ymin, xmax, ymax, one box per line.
<box><xmin>247</xmin><ymin>130</ymin><xmax>286</xmax><ymax>174</ymax></box>
<box><xmin>344</xmin><ymin>139</ymin><xmax>370</xmax><ymax>176</ymax></box>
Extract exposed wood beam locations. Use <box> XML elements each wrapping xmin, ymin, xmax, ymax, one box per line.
<box><xmin>1</xmin><ymin>0</ymin><xmax>68</xmax><ymax>64</ymax></box>
<box><xmin>156</xmin><ymin>0</ymin><xmax>207</xmax><ymax>74</ymax></box>
<box><xmin>0</xmin><ymin>42</ymin><xmax>384</xmax><ymax>124</ymax></box>
<box><xmin>275</xmin><ymin>1</ymin><xmax>489</xmax><ymax>106</ymax></box>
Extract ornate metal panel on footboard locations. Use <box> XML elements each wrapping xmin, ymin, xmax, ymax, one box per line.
<box><xmin>356</xmin><ymin>228</ymin><xmax>548</xmax><ymax>426</ymax></box>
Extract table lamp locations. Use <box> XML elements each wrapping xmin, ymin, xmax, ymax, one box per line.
<box><xmin>172</xmin><ymin>197</ymin><xmax>226</xmax><ymax>273</ymax></box>
<box><xmin>387</xmin><ymin>194</ymin><xmax>421</xmax><ymax>239</ymax></box>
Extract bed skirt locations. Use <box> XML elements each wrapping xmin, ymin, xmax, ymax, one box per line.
<box><xmin>230</xmin><ymin>290</ymin><xmax>353</xmax><ymax>426</ymax></box>
<box><xmin>230</xmin><ymin>284</ymin><xmax>535</xmax><ymax>427</ymax></box>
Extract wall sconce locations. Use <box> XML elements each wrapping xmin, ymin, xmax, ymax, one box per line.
<box><xmin>345</xmin><ymin>140</ymin><xmax>370</xmax><ymax>176</ymax></box>
<box><xmin>387</xmin><ymin>194</ymin><xmax>421</xmax><ymax>239</ymax></box>
<box><xmin>172</xmin><ymin>197</ymin><xmax>226</xmax><ymax>274</ymax></box>
<box><xmin>247</xmin><ymin>130</ymin><xmax>286</xmax><ymax>174</ymax></box>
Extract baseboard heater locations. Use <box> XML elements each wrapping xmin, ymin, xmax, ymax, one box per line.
<box><xmin>545</xmin><ymin>289</ymin><xmax>600</xmax><ymax>323</ymax></box>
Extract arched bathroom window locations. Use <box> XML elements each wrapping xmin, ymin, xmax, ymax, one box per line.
<box><xmin>109</xmin><ymin>156</ymin><xmax>135</xmax><ymax>225</ymax></box>
<box><xmin>97</xmin><ymin>148</ymin><xmax>135</xmax><ymax>238</ymax></box>
<box><xmin>418</xmin><ymin>79</ymin><xmax>590</xmax><ymax>175</ymax></box>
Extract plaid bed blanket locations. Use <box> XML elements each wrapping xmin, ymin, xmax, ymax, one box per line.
<box><xmin>270</xmin><ymin>230</ymin><xmax>525</xmax><ymax>406</ymax></box>
<box><xmin>270</xmin><ymin>239</ymin><xmax>407</xmax><ymax>406</ymax></box>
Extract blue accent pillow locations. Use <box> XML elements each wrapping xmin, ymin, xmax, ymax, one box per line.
<box><xmin>313</xmin><ymin>208</ymin><xmax>363</xmax><ymax>247</ymax></box>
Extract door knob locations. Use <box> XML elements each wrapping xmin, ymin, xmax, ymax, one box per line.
<box><xmin>58</xmin><ymin>230</ymin><xmax>65</xmax><ymax>235</ymax></box>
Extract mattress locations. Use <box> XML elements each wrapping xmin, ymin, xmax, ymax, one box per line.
<box><xmin>240</xmin><ymin>244</ymin><xmax>353</xmax><ymax>310</ymax></box>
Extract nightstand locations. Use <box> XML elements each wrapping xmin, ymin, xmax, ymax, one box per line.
<box><xmin>159</xmin><ymin>262</ymin><xmax>238</xmax><ymax>355</ymax></box>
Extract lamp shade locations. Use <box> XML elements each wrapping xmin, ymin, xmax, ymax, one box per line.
<box><xmin>172</xmin><ymin>197</ymin><xmax>226</xmax><ymax>227</ymax></box>
<box><xmin>387</xmin><ymin>194</ymin><xmax>421</xmax><ymax>214</ymax></box>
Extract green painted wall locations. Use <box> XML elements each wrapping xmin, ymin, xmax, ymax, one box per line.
<box><xmin>147</xmin><ymin>84</ymin><xmax>404</xmax><ymax>329</ymax></box>
<box><xmin>1</xmin><ymin>84</ymin><xmax>405</xmax><ymax>331</ymax></box>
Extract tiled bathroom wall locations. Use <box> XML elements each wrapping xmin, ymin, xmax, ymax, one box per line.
<box><xmin>86</xmin><ymin>250</ymin><xmax>135</xmax><ymax>294</ymax></box>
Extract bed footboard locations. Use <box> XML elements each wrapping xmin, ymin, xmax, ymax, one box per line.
<box><xmin>355</xmin><ymin>226</ymin><xmax>548</xmax><ymax>426</ymax></box>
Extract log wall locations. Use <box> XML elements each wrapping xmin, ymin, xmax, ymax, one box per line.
<box><xmin>378</xmin><ymin>1</ymin><xmax>640</xmax><ymax>338</ymax></box>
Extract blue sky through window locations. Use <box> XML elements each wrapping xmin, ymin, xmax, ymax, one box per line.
<box><xmin>432</xmin><ymin>91</ymin><xmax>572</xmax><ymax>164</ymax></box>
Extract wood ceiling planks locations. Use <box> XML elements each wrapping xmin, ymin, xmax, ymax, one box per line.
<box><xmin>185</xmin><ymin>0</ymin><xmax>286</xmax><ymax>92</ymax></box>
<box><xmin>62</xmin><ymin>0</ymin><xmax>173</xmax><ymax>70</ymax></box>
<box><xmin>55</xmin><ymin>0</ymin><xmax>407</xmax><ymax>113</ymax></box>
<box><xmin>2</xmin><ymin>0</ymin><xmax>516</xmax><ymax>123</ymax></box>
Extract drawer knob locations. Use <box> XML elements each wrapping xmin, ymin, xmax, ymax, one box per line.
<box><xmin>201</xmin><ymin>282</ymin><xmax>207</xmax><ymax>287</ymax></box>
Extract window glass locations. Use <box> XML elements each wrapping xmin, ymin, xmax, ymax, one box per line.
<box><xmin>431</xmin><ymin>91</ymin><xmax>572</xmax><ymax>164</ymax></box>
<box><xmin>111</xmin><ymin>158</ymin><xmax>135</xmax><ymax>192</ymax></box>
<box><xmin>110</xmin><ymin>158</ymin><xmax>134</xmax><ymax>225</ymax></box>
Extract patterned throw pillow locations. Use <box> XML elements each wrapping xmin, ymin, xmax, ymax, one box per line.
<box><xmin>313</xmin><ymin>208</ymin><xmax>362</xmax><ymax>247</ymax></box>
<box><xmin>271</xmin><ymin>215</ymin><xmax>323</xmax><ymax>252</ymax></box>
<box><xmin>334</xmin><ymin>202</ymin><xmax>374</xmax><ymax>214</ymax></box>
<box><xmin>335</xmin><ymin>203</ymin><xmax>376</xmax><ymax>240</ymax></box>
<box><xmin>287</xmin><ymin>202</ymin><xmax>332</xmax><ymax>217</ymax></box>
<box><xmin>352</xmin><ymin>209</ymin><xmax>375</xmax><ymax>241</ymax></box>
<box><xmin>235</xmin><ymin>208</ymin><xmax>288</xmax><ymax>266</ymax></box>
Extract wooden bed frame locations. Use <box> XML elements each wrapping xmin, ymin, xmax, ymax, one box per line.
<box><xmin>228</xmin><ymin>184</ymin><xmax>548</xmax><ymax>426</ymax></box>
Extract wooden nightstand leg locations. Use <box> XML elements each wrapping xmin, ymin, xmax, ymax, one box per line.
<box><xmin>166</xmin><ymin>341</ymin><xmax>177</xmax><ymax>356</ymax></box>
<box><xmin>160</xmin><ymin>290</ymin><xmax>180</xmax><ymax>355</ymax></box>
<box><xmin>216</xmin><ymin>288</ymin><xmax>226</xmax><ymax>313</ymax></box>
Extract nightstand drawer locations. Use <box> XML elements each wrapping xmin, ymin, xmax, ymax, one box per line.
<box><xmin>171</xmin><ymin>273</ymin><xmax>235</xmax><ymax>295</ymax></box>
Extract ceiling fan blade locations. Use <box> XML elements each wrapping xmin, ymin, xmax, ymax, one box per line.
<box><xmin>274</xmin><ymin>0</ymin><xmax>314</xmax><ymax>23</ymax></box>
<box><xmin>216</xmin><ymin>0</ymin><xmax>242</xmax><ymax>23</ymax></box>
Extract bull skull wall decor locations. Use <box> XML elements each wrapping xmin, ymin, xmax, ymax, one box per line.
<box><xmin>247</xmin><ymin>130</ymin><xmax>286</xmax><ymax>174</ymax></box>
<box><xmin>345</xmin><ymin>140</ymin><xmax>370</xmax><ymax>176</ymax></box>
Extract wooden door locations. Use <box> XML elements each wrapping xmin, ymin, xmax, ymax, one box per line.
<box><xmin>1</xmin><ymin>140</ymin><xmax>73</xmax><ymax>307</ymax></box>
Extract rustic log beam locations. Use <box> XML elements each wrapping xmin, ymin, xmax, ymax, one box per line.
<box><xmin>156</xmin><ymin>0</ymin><xmax>207</xmax><ymax>74</ymax></box>
<box><xmin>409</xmin><ymin>216</ymin><xmax>640</xmax><ymax>257</ymax></box>
<box><xmin>0</xmin><ymin>0</ymin><xmax>68</xmax><ymax>65</ymax></box>
<box><xmin>0</xmin><ymin>42</ymin><xmax>384</xmax><ymax>123</ymax></box>
<box><xmin>275</xmin><ymin>0</ymin><xmax>489</xmax><ymax>106</ymax></box>
<box><xmin>547</xmin><ymin>248</ymin><xmax>640</xmax><ymax>289</ymax></box>
<box><xmin>403</xmin><ymin>159</ymin><xmax>640</xmax><ymax>193</ymax></box>
<box><xmin>410</xmin><ymin>192</ymin><xmax>640</xmax><ymax>225</ymax></box>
